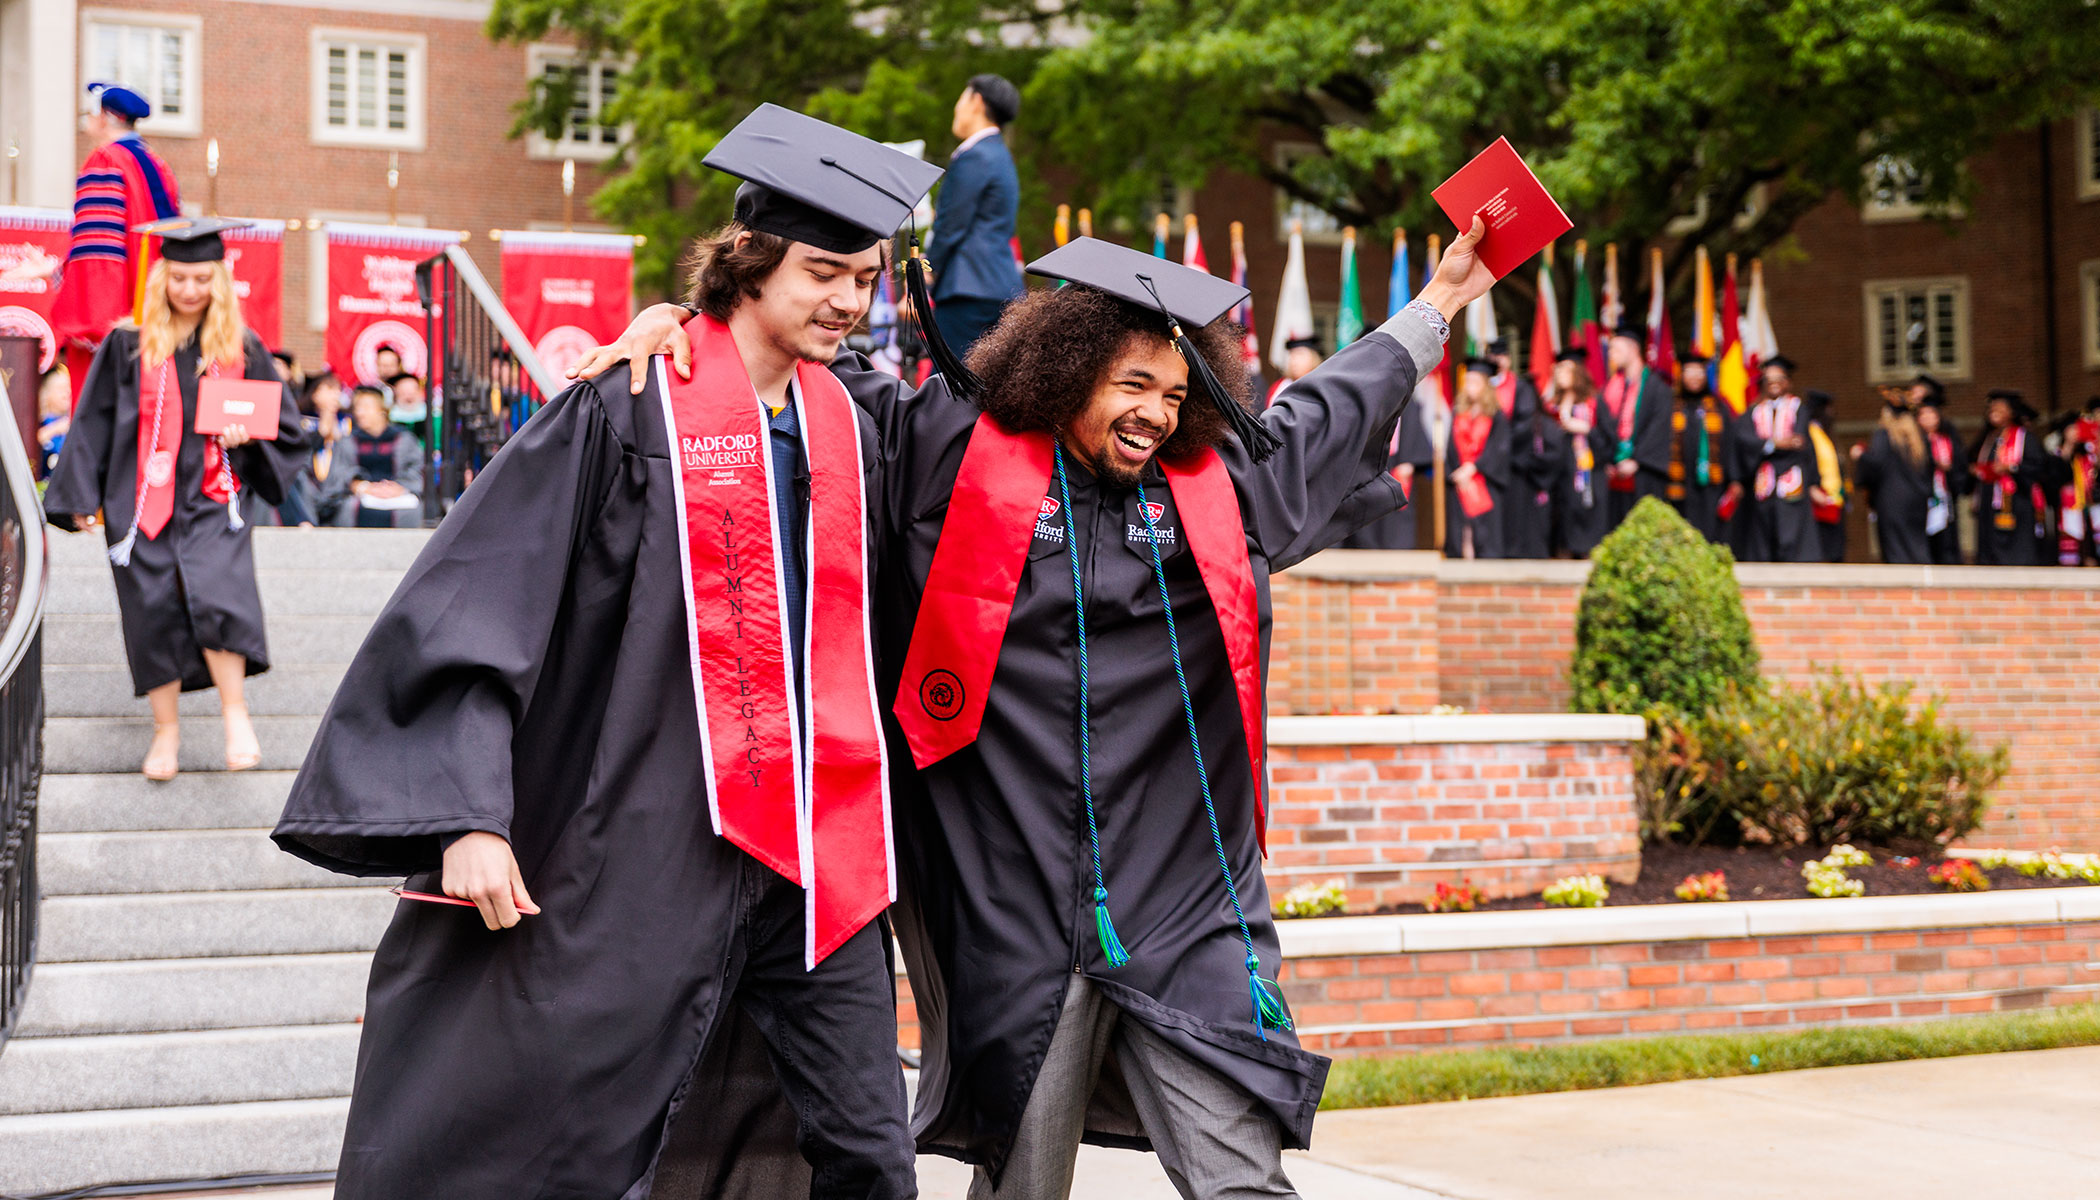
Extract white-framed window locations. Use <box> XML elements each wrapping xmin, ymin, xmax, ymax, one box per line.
<box><xmin>80</xmin><ymin>10</ymin><xmax>202</xmax><ymax>138</ymax></box>
<box><xmin>311</xmin><ymin>29</ymin><xmax>426</xmax><ymax>151</ymax></box>
<box><xmin>1862</xmin><ymin>276</ymin><xmax>1971</xmax><ymax>383</ymax></box>
<box><xmin>1861</xmin><ymin>154</ymin><xmax>1936</xmax><ymax>222</ymax></box>
<box><xmin>525</xmin><ymin>45</ymin><xmax>629</xmax><ymax>161</ymax></box>
<box><xmin>2081</xmin><ymin>260</ymin><xmax>2100</xmax><ymax>370</ymax></box>
<box><xmin>2078</xmin><ymin>107</ymin><xmax>2100</xmax><ymax>202</ymax></box>
<box><xmin>1272</xmin><ymin>142</ymin><xmax>1347</xmax><ymax>247</ymax></box>
<box><xmin>306</xmin><ymin>211</ymin><xmax>425</xmax><ymax>331</ymax></box>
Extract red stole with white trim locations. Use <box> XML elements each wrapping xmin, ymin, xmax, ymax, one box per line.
<box><xmin>657</xmin><ymin>314</ymin><xmax>890</xmax><ymax>967</ymax></box>
<box><xmin>892</xmin><ymin>415</ymin><xmax>1271</xmax><ymax>846</ymax></box>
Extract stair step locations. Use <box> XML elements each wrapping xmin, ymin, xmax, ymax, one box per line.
<box><xmin>15</xmin><ymin>953</ymin><xmax>371</xmax><ymax>1037</ymax></box>
<box><xmin>45</xmin><ymin>715</ymin><xmax>321</xmax><ymax>773</ymax></box>
<box><xmin>41</xmin><ymin>888</ymin><xmax>398</xmax><ymax>963</ymax></box>
<box><xmin>47</xmin><ymin>525</ymin><xmax>433</xmax><ymax>571</ymax></box>
<box><xmin>0</xmin><ymin>1025</ymin><xmax>361</xmax><ymax>1116</ymax></box>
<box><xmin>0</xmin><ymin>1097</ymin><xmax>348</xmax><ymax>1196</ymax></box>
<box><xmin>39</xmin><ymin>770</ymin><xmax>297</xmax><ymax>833</ymax></box>
<box><xmin>47</xmin><ymin>567</ymin><xmax>407</xmax><ymax>617</ymax></box>
<box><xmin>41</xmin><ymin>613</ymin><xmax>378</xmax><ymax>669</ymax></box>
<box><xmin>40</xmin><ymin>828</ymin><xmax>371</xmax><ymax>896</ymax></box>
<box><xmin>45</xmin><ymin>663</ymin><xmax>349</xmax><ymax>718</ymax></box>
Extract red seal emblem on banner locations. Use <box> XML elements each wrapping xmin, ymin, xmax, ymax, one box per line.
<box><xmin>919</xmin><ymin>669</ymin><xmax>965</xmax><ymax>721</ymax></box>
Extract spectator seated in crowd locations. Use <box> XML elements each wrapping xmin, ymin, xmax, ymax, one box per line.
<box><xmin>346</xmin><ymin>383</ymin><xmax>423</xmax><ymax>528</ymax></box>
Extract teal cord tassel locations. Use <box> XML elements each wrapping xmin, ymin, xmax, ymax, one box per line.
<box><xmin>1094</xmin><ymin>885</ymin><xmax>1132</xmax><ymax>969</ymax></box>
<box><xmin>1248</xmin><ymin>955</ymin><xmax>1293</xmax><ymax>1036</ymax></box>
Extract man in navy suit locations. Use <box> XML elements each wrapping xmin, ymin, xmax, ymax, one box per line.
<box><xmin>927</xmin><ymin>74</ymin><xmax>1026</xmax><ymax>355</ymax></box>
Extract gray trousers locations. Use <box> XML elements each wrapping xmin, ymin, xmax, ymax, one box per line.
<box><xmin>969</xmin><ymin>975</ymin><xmax>1300</xmax><ymax>1200</ymax></box>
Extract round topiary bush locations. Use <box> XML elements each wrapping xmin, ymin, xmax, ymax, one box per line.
<box><xmin>1570</xmin><ymin>496</ymin><xmax>1759</xmax><ymax>716</ymax></box>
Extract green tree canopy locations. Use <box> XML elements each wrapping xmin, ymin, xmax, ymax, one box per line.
<box><xmin>491</xmin><ymin>0</ymin><xmax>2100</xmax><ymax>297</ymax></box>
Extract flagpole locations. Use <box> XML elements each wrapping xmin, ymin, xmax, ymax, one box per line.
<box><xmin>1427</xmin><ymin>232</ymin><xmax>1446</xmax><ymax>554</ymax></box>
<box><xmin>1077</xmin><ymin>208</ymin><xmax>1092</xmax><ymax>240</ymax></box>
<box><xmin>1055</xmin><ymin>203</ymin><xmax>1071</xmax><ymax>247</ymax></box>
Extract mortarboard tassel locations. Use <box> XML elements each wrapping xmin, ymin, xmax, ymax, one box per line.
<box><xmin>1248</xmin><ymin>955</ymin><xmax>1294</xmax><ymax>1034</ymax></box>
<box><xmin>904</xmin><ymin>252</ymin><xmax>981</xmax><ymax>403</ymax></box>
<box><xmin>1133</xmin><ymin>274</ymin><xmax>1281</xmax><ymax>463</ymax></box>
<box><xmin>1094</xmin><ymin>885</ymin><xmax>1132</xmax><ymax>969</ymax></box>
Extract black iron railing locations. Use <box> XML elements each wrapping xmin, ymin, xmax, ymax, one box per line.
<box><xmin>0</xmin><ymin>343</ymin><xmax>48</xmax><ymax>1055</ymax></box>
<box><xmin>414</xmin><ymin>247</ymin><xmax>562</xmax><ymax>522</ymax></box>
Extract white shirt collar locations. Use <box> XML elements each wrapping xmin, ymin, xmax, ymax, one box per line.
<box><xmin>953</xmin><ymin>126</ymin><xmax>1000</xmax><ymax>158</ymax></box>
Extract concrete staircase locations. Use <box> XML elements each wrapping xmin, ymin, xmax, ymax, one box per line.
<box><xmin>0</xmin><ymin>528</ymin><xmax>427</xmax><ymax>1196</ymax></box>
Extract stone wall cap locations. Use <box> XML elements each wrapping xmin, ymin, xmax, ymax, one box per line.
<box><xmin>1278</xmin><ymin>549</ymin><xmax>2100</xmax><ymax>592</ymax></box>
<box><xmin>1268</xmin><ymin>713</ymin><xmax>1646</xmax><ymax>745</ymax></box>
<box><xmin>1281</xmin><ymin>548</ymin><xmax>1444</xmax><ymax>581</ymax></box>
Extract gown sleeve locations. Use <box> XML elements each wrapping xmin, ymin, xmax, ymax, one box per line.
<box><xmin>229</xmin><ymin>334</ymin><xmax>310</xmax><ymax>508</ymax></box>
<box><xmin>42</xmin><ymin>331</ymin><xmax>124</xmax><ymax>529</ymax></box>
<box><xmin>1633</xmin><ymin>378</ymin><xmax>1675</xmax><ymax>476</ymax></box>
<box><xmin>827</xmin><ymin>353</ymin><xmax>975</xmax><ymax>538</ymax></box>
<box><xmin>272</xmin><ymin>381</ymin><xmax>625</xmax><ymax>875</ymax></box>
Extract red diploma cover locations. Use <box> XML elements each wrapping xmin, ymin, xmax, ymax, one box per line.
<box><xmin>1431</xmin><ymin>137</ymin><xmax>1574</xmax><ymax>281</ymax></box>
<box><xmin>195</xmin><ymin>378</ymin><xmax>280</xmax><ymax>439</ymax></box>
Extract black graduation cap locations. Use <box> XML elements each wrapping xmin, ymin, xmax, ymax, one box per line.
<box><xmin>1463</xmin><ymin>355</ymin><xmax>1497</xmax><ymax>374</ymax></box>
<box><xmin>1554</xmin><ymin>345</ymin><xmax>1590</xmax><ymax>364</ymax></box>
<box><xmin>1987</xmin><ymin>388</ymin><xmax>2037</xmax><ymax>421</ymax></box>
<box><xmin>703</xmin><ymin>104</ymin><xmax>943</xmax><ymax>255</ymax></box>
<box><xmin>1679</xmin><ymin>354</ymin><xmax>1712</xmax><ymax>369</ymax></box>
<box><xmin>1912</xmin><ymin>373</ymin><xmax>1946</xmax><ymax>405</ymax></box>
<box><xmin>1486</xmin><ymin>338</ymin><xmax>1511</xmax><ymax>357</ymax></box>
<box><xmin>1609</xmin><ymin>316</ymin><xmax>1645</xmax><ymax>342</ymax></box>
<box><xmin>1803</xmin><ymin>388</ymin><xmax>1835</xmax><ymax>418</ymax></box>
<box><xmin>1025</xmin><ymin>237</ymin><xmax>1279</xmax><ymax>461</ymax></box>
<box><xmin>1283</xmin><ymin>336</ymin><xmax>1322</xmax><ymax>353</ymax></box>
<box><xmin>134</xmin><ymin>215</ymin><xmax>251</xmax><ymax>263</ymax></box>
<box><xmin>88</xmin><ymin>82</ymin><xmax>151</xmax><ymax>121</ymax></box>
<box><xmin>1761</xmin><ymin>353</ymin><xmax>1798</xmax><ymax>375</ymax></box>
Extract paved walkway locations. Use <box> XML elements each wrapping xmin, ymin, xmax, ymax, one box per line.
<box><xmin>175</xmin><ymin>1048</ymin><xmax>2100</xmax><ymax>1200</ymax></box>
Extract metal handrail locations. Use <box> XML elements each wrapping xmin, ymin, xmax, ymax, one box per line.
<box><xmin>427</xmin><ymin>245</ymin><xmax>561</xmax><ymax>398</ymax></box>
<box><xmin>0</xmin><ymin>355</ymin><xmax>46</xmax><ymax>1055</ymax></box>
<box><xmin>0</xmin><ymin>368</ymin><xmax>47</xmax><ymax>683</ymax></box>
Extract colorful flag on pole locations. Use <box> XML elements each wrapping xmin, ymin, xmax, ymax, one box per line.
<box><xmin>1268</xmin><ymin>221</ymin><xmax>1315</xmax><ymax>372</ymax></box>
<box><xmin>1572</xmin><ymin>240</ymin><xmax>1602</xmax><ymax>385</ymax></box>
<box><xmin>1010</xmin><ymin>236</ymin><xmax>1025</xmax><ymax>271</ymax></box>
<box><xmin>1182</xmin><ymin>214</ymin><xmax>1210</xmax><ymax>274</ymax></box>
<box><xmin>1389</xmin><ymin>228</ymin><xmax>1411</xmax><ymax>317</ymax></box>
<box><xmin>1530</xmin><ymin>249</ymin><xmax>1560</xmax><ymax>395</ymax></box>
<box><xmin>1054</xmin><ymin>203</ymin><xmax>1071</xmax><ymax>248</ymax></box>
<box><xmin>1645</xmin><ymin>247</ymin><xmax>1676</xmax><ymax>381</ymax></box>
<box><xmin>1077</xmin><ymin>208</ymin><xmax>1093</xmax><ymax>239</ymax></box>
<box><xmin>1465</xmin><ymin>294</ymin><xmax>1498</xmax><ymax>362</ymax></box>
<box><xmin>1337</xmin><ymin>227</ymin><xmax>1365</xmax><ymax>347</ymax></box>
<box><xmin>1716</xmin><ymin>252</ymin><xmax>1749</xmax><ymax>414</ymax></box>
<box><xmin>1153</xmin><ymin>213</ymin><xmax>1170</xmax><ymax>258</ymax></box>
<box><xmin>1744</xmin><ymin>258</ymin><xmax>1777</xmax><ymax>376</ymax></box>
<box><xmin>1230</xmin><ymin>220</ymin><xmax>1260</xmax><ymax>384</ymax></box>
<box><xmin>1693</xmin><ymin>246</ymin><xmax>1716</xmax><ymax>360</ymax></box>
<box><xmin>1601</xmin><ymin>243</ymin><xmax>1623</xmax><ymax>332</ymax></box>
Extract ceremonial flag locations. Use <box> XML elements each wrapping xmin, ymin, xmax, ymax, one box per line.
<box><xmin>1693</xmin><ymin>246</ymin><xmax>1717</xmax><ymax>360</ymax></box>
<box><xmin>0</xmin><ymin>207</ymin><xmax>75</xmax><ymax>372</ymax></box>
<box><xmin>1571</xmin><ymin>240</ymin><xmax>1602</xmax><ymax>384</ymax></box>
<box><xmin>1054</xmin><ymin>204</ymin><xmax>1070</xmax><ymax>248</ymax></box>
<box><xmin>1601</xmin><ymin>243</ymin><xmax>1623</xmax><ymax>332</ymax></box>
<box><xmin>1153</xmin><ymin>213</ymin><xmax>1170</xmax><ymax>258</ymax></box>
<box><xmin>1716</xmin><ymin>253</ymin><xmax>1749</xmax><ymax>414</ymax></box>
<box><xmin>1389</xmin><ymin>228</ymin><xmax>1411</xmax><ymax>317</ymax></box>
<box><xmin>1425</xmin><ymin>233</ymin><xmax>1458</xmax><ymax>402</ymax></box>
<box><xmin>1077</xmin><ymin>208</ymin><xmax>1093</xmax><ymax>239</ymax></box>
<box><xmin>1530</xmin><ymin>247</ymin><xmax>1560</xmax><ymax>395</ymax></box>
<box><xmin>1182</xmin><ymin>214</ymin><xmax>1210</xmax><ymax>274</ymax></box>
<box><xmin>1645</xmin><ymin>246</ymin><xmax>1676</xmax><ymax>381</ymax></box>
<box><xmin>1010</xmin><ymin>235</ymin><xmax>1025</xmax><ymax>271</ymax></box>
<box><xmin>1230</xmin><ymin>220</ymin><xmax>1260</xmax><ymax>384</ymax></box>
<box><xmin>1268</xmin><ymin>221</ymin><xmax>1315</xmax><ymax>372</ymax></box>
<box><xmin>323</xmin><ymin>222</ymin><xmax>461</xmax><ymax>387</ymax></box>
<box><xmin>221</xmin><ymin>220</ymin><xmax>285</xmax><ymax>351</ymax></box>
<box><xmin>1336</xmin><ymin>226</ymin><xmax>1364</xmax><ymax>347</ymax></box>
<box><xmin>1744</xmin><ymin>258</ymin><xmax>1778</xmax><ymax>375</ymax></box>
<box><xmin>499</xmin><ymin>229</ymin><xmax>635</xmax><ymax>384</ymax></box>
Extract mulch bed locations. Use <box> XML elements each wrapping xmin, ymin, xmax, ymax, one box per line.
<box><xmin>1373</xmin><ymin>843</ymin><xmax>2095</xmax><ymax>914</ymax></box>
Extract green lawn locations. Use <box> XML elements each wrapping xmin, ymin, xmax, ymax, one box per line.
<box><xmin>1320</xmin><ymin>1003</ymin><xmax>2100</xmax><ymax>1110</ymax></box>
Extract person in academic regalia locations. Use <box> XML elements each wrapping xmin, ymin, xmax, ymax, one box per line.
<box><xmin>1729</xmin><ymin>355</ymin><xmax>1824</xmax><ymax>562</ymax></box>
<box><xmin>2058</xmin><ymin>396</ymin><xmax>2100</xmax><ymax>566</ymax></box>
<box><xmin>1546</xmin><ymin>347</ymin><xmax>1615</xmax><ymax>557</ymax></box>
<box><xmin>1912</xmin><ymin>380</ymin><xmax>1971</xmax><ymax>564</ymax></box>
<box><xmin>271</xmin><ymin>107</ymin><xmax>942</xmax><ymax>1200</ymax></box>
<box><xmin>44</xmin><ymin>217</ymin><xmax>306</xmax><ymax>781</ymax></box>
<box><xmin>1970</xmin><ymin>388</ymin><xmax>2051</xmax><ymax>566</ymax></box>
<box><xmin>1340</xmin><ymin>384</ymin><xmax>1434</xmax><ymax>550</ymax></box>
<box><xmin>1487</xmin><ymin>337</ymin><xmax>1550</xmax><ymax>555</ymax></box>
<box><xmin>1504</xmin><ymin>367</ymin><xmax>1568</xmax><ymax>560</ymax></box>
<box><xmin>1445</xmin><ymin>357</ymin><xmax>1511</xmax><ymax>558</ymax></box>
<box><xmin>1264</xmin><ymin>335</ymin><xmax>1324</xmax><ymax>406</ymax></box>
<box><xmin>1668</xmin><ymin>357</ymin><xmax>1733</xmax><ymax>543</ymax></box>
<box><xmin>582</xmin><ymin>218</ymin><xmax>1496</xmax><ymax>1200</ymax></box>
<box><xmin>42</xmin><ymin>84</ymin><xmax>183</xmax><ymax>409</ymax></box>
<box><xmin>1851</xmin><ymin>383</ymin><xmax>1935</xmax><ymax>565</ymax></box>
<box><xmin>1804</xmin><ymin>389</ymin><xmax>1848</xmax><ymax>563</ymax></box>
<box><xmin>1598</xmin><ymin>319</ymin><xmax>1674</xmax><ymax>529</ymax></box>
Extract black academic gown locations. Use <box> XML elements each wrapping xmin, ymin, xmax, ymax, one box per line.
<box><xmin>1926</xmin><ymin>430</ymin><xmax>1971</xmax><ymax>565</ymax></box>
<box><xmin>1554</xmin><ymin>396</ymin><xmax>1616</xmax><ymax>558</ymax></box>
<box><xmin>1445</xmin><ymin>410</ymin><xmax>1512</xmax><ymax>559</ymax></box>
<box><xmin>43</xmin><ymin>327</ymin><xmax>306</xmax><ymax>693</ymax></box>
<box><xmin>1972</xmin><ymin>425</ymin><xmax>2050</xmax><ymax>566</ymax></box>
<box><xmin>839</xmin><ymin>332</ymin><xmax>1418</xmax><ymax>1180</ymax></box>
<box><xmin>1495</xmin><ymin>376</ymin><xmax>1548</xmax><ymax>554</ymax></box>
<box><xmin>1670</xmin><ymin>393</ymin><xmax>1733</xmax><ymax>544</ymax></box>
<box><xmin>1730</xmin><ymin>399</ymin><xmax>1824</xmax><ymax>563</ymax></box>
<box><xmin>1504</xmin><ymin>406</ymin><xmax>1567</xmax><ymax>560</ymax></box>
<box><xmin>1603</xmin><ymin>371</ymin><xmax>1674</xmax><ymax>527</ymax></box>
<box><xmin>1855</xmin><ymin>425</ymin><xmax>1933</xmax><ymax>565</ymax></box>
<box><xmin>271</xmin><ymin>365</ymin><xmax>899</xmax><ymax>1199</ymax></box>
<box><xmin>1341</xmin><ymin>397</ymin><xmax>1429</xmax><ymax>550</ymax></box>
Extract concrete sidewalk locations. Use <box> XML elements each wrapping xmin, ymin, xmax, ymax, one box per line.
<box><xmin>167</xmin><ymin>1048</ymin><xmax>2100</xmax><ymax>1200</ymax></box>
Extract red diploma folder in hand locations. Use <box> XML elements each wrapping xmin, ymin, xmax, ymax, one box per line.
<box><xmin>195</xmin><ymin>378</ymin><xmax>280</xmax><ymax>440</ymax></box>
<box><xmin>1431</xmin><ymin>138</ymin><xmax>1574</xmax><ymax>281</ymax></box>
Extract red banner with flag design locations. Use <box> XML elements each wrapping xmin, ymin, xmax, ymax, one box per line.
<box><xmin>0</xmin><ymin>208</ymin><xmax>73</xmax><ymax>373</ymax></box>
<box><xmin>324</xmin><ymin>222</ymin><xmax>461</xmax><ymax>387</ymax></box>
<box><xmin>498</xmin><ymin>230</ymin><xmax>634</xmax><ymax>383</ymax></box>
<box><xmin>223</xmin><ymin>220</ymin><xmax>284</xmax><ymax>352</ymax></box>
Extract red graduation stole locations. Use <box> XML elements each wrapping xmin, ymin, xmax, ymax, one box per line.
<box><xmin>657</xmin><ymin>314</ymin><xmax>890</xmax><ymax>967</ymax></box>
<box><xmin>892</xmin><ymin>414</ymin><xmax>1271</xmax><ymax>846</ymax></box>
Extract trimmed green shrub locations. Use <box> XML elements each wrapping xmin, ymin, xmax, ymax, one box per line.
<box><xmin>1569</xmin><ymin>497</ymin><xmax>1759</xmax><ymax>716</ymax></box>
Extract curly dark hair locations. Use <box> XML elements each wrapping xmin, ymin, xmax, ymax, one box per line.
<box><xmin>680</xmin><ymin>223</ymin><xmax>793</xmax><ymax>321</ymax></box>
<box><xmin>964</xmin><ymin>285</ymin><xmax>1252</xmax><ymax>459</ymax></box>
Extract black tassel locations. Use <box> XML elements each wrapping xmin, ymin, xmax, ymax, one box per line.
<box><xmin>1177</xmin><ymin>326</ymin><xmax>1281</xmax><ymax>463</ymax></box>
<box><xmin>905</xmin><ymin>254</ymin><xmax>980</xmax><ymax>403</ymax></box>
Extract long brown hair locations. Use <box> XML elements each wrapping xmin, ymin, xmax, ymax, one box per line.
<box><xmin>137</xmin><ymin>260</ymin><xmax>244</xmax><ymax>374</ymax></box>
<box><xmin>1881</xmin><ymin>405</ymin><xmax>1926</xmax><ymax>470</ymax></box>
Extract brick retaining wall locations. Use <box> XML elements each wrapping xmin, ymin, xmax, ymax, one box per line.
<box><xmin>1269</xmin><ymin>554</ymin><xmax>2100</xmax><ymax>851</ymax></box>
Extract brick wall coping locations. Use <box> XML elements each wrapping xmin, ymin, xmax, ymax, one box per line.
<box><xmin>1284</xmin><ymin>548</ymin><xmax>2100</xmax><ymax>592</ymax></box>
<box><xmin>1267</xmin><ymin>714</ymin><xmax>1645</xmax><ymax>745</ymax></box>
<box><xmin>1274</xmin><ymin>888</ymin><xmax>2100</xmax><ymax>957</ymax></box>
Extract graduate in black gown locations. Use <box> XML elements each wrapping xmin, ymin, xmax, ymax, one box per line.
<box><xmin>1804</xmin><ymin>389</ymin><xmax>1848</xmax><ymax>563</ymax></box>
<box><xmin>1971</xmin><ymin>388</ymin><xmax>2051</xmax><ymax>566</ymax></box>
<box><xmin>1852</xmin><ymin>385</ymin><xmax>1935</xmax><ymax>564</ymax></box>
<box><xmin>1730</xmin><ymin>355</ymin><xmax>1824</xmax><ymax>562</ymax></box>
<box><xmin>1598</xmin><ymin>319</ymin><xmax>1674</xmax><ymax>530</ymax></box>
<box><xmin>1505</xmin><ymin>369</ymin><xmax>1569</xmax><ymax>559</ymax></box>
<box><xmin>1339</xmin><ymin>381</ymin><xmax>1435</xmax><ymax>550</ymax></box>
<box><xmin>1668</xmin><ymin>357</ymin><xmax>1733</xmax><ymax>544</ymax></box>
<box><xmin>1546</xmin><ymin>347</ymin><xmax>1614</xmax><ymax>557</ymax></box>
<box><xmin>1446</xmin><ymin>357</ymin><xmax>1512</xmax><ymax>558</ymax></box>
<box><xmin>43</xmin><ymin>216</ymin><xmax>306</xmax><ymax>780</ymax></box>
<box><xmin>1913</xmin><ymin>381</ymin><xmax>1971</xmax><ymax>564</ymax></box>
<box><xmin>272</xmin><ymin>108</ymin><xmax>941</xmax><ymax>1200</ymax></box>
<box><xmin>1487</xmin><ymin>338</ymin><xmax>1548</xmax><ymax>555</ymax></box>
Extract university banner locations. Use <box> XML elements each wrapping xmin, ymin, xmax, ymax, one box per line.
<box><xmin>324</xmin><ymin>222</ymin><xmax>461</xmax><ymax>386</ymax></box>
<box><xmin>498</xmin><ymin>230</ymin><xmax>633</xmax><ymax>382</ymax></box>
<box><xmin>224</xmin><ymin>219</ymin><xmax>285</xmax><ymax>352</ymax></box>
<box><xmin>0</xmin><ymin>208</ymin><xmax>75</xmax><ymax>372</ymax></box>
